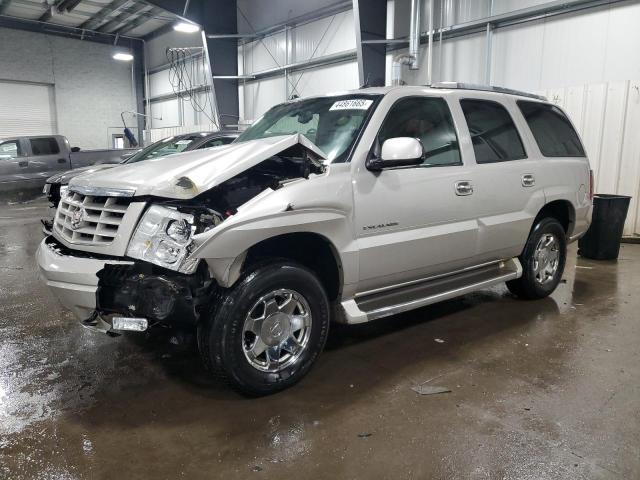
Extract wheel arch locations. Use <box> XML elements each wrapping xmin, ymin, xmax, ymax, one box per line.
<box><xmin>534</xmin><ymin>200</ymin><xmax>576</xmax><ymax>237</ymax></box>
<box><xmin>241</xmin><ymin>232</ymin><xmax>344</xmax><ymax>301</ymax></box>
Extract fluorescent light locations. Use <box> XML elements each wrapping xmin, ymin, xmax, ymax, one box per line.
<box><xmin>173</xmin><ymin>22</ymin><xmax>200</xmax><ymax>33</ymax></box>
<box><xmin>113</xmin><ymin>52</ymin><xmax>134</xmax><ymax>61</ymax></box>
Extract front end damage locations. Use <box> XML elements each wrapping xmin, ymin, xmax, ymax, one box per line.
<box><xmin>37</xmin><ymin>135</ymin><xmax>327</xmax><ymax>334</ymax></box>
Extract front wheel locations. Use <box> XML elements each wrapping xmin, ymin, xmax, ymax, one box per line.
<box><xmin>507</xmin><ymin>217</ymin><xmax>567</xmax><ymax>300</ymax></box>
<box><xmin>198</xmin><ymin>261</ymin><xmax>330</xmax><ymax>396</ymax></box>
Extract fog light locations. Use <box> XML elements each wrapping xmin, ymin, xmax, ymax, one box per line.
<box><xmin>112</xmin><ymin>317</ymin><xmax>148</xmax><ymax>332</ymax></box>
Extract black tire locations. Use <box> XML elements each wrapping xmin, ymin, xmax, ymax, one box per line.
<box><xmin>198</xmin><ymin>260</ymin><xmax>330</xmax><ymax>396</ymax></box>
<box><xmin>507</xmin><ymin>217</ymin><xmax>567</xmax><ymax>300</ymax></box>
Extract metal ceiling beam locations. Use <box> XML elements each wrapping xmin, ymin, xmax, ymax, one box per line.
<box><xmin>115</xmin><ymin>5</ymin><xmax>163</xmax><ymax>34</ymax></box>
<box><xmin>39</xmin><ymin>0</ymin><xmax>83</xmax><ymax>22</ymax></box>
<box><xmin>79</xmin><ymin>0</ymin><xmax>129</xmax><ymax>30</ymax></box>
<box><xmin>0</xmin><ymin>13</ymin><xmax>142</xmax><ymax>45</ymax></box>
<box><xmin>97</xmin><ymin>2</ymin><xmax>147</xmax><ymax>32</ymax></box>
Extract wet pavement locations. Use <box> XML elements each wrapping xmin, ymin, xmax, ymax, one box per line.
<box><xmin>1</xmin><ymin>198</ymin><xmax>639</xmax><ymax>479</ymax></box>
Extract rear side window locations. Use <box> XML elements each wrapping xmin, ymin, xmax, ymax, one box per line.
<box><xmin>30</xmin><ymin>137</ymin><xmax>60</xmax><ymax>156</ymax></box>
<box><xmin>460</xmin><ymin>99</ymin><xmax>526</xmax><ymax>163</ymax></box>
<box><xmin>517</xmin><ymin>101</ymin><xmax>585</xmax><ymax>157</ymax></box>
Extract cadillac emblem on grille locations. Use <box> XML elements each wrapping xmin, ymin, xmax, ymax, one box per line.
<box><xmin>70</xmin><ymin>208</ymin><xmax>85</xmax><ymax>230</ymax></box>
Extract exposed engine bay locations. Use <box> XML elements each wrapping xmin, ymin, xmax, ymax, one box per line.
<box><xmin>159</xmin><ymin>143</ymin><xmax>326</xmax><ymax>233</ymax></box>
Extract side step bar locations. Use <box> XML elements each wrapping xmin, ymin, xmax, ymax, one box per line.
<box><xmin>340</xmin><ymin>258</ymin><xmax>522</xmax><ymax>324</ymax></box>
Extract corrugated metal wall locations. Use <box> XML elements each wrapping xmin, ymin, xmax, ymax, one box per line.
<box><xmin>540</xmin><ymin>81</ymin><xmax>640</xmax><ymax>236</ymax></box>
<box><xmin>239</xmin><ymin>9</ymin><xmax>358</xmax><ymax>121</ymax></box>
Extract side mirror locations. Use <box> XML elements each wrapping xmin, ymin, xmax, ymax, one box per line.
<box><xmin>71</xmin><ymin>146</ymin><xmax>81</xmax><ymax>152</ymax></box>
<box><xmin>367</xmin><ymin>137</ymin><xmax>424</xmax><ymax>171</ymax></box>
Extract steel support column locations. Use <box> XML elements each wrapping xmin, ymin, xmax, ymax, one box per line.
<box><xmin>353</xmin><ymin>0</ymin><xmax>387</xmax><ymax>86</ymax></box>
<box><xmin>201</xmin><ymin>0</ymin><xmax>238</xmax><ymax>128</ymax></box>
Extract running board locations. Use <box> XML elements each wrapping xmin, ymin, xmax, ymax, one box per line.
<box><xmin>340</xmin><ymin>258</ymin><xmax>522</xmax><ymax>324</ymax></box>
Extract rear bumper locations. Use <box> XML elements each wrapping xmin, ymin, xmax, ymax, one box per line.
<box><xmin>36</xmin><ymin>237</ymin><xmax>133</xmax><ymax>321</ymax></box>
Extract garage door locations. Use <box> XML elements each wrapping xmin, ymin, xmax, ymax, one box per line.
<box><xmin>0</xmin><ymin>81</ymin><xmax>57</xmax><ymax>137</ymax></box>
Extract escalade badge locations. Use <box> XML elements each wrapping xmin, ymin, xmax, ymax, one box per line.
<box><xmin>70</xmin><ymin>208</ymin><xmax>85</xmax><ymax>230</ymax></box>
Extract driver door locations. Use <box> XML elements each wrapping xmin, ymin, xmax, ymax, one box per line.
<box><xmin>353</xmin><ymin>95</ymin><xmax>478</xmax><ymax>293</ymax></box>
<box><xmin>0</xmin><ymin>139</ymin><xmax>30</xmax><ymax>191</ymax></box>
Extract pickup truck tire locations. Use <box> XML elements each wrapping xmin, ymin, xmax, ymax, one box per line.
<box><xmin>198</xmin><ymin>260</ymin><xmax>330</xmax><ymax>396</ymax></box>
<box><xmin>507</xmin><ymin>217</ymin><xmax>567</xmax><ymax>300</ymax></box>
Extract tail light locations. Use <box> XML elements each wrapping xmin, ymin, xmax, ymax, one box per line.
<box><xmin>588</xmin><ymin>169</ymin><xmax>594</xmax><ymax>201</ymax></box>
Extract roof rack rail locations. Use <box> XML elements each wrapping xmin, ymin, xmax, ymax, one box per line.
<box><xmin>430</xmin><ymin>82</ymin><xmax>547</xmax><ymax>101</ymax></box>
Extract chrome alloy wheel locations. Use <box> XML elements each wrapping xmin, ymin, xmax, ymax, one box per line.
<box><xmin>533</xmin><ymin>233</ymin><xmax>560</xmax><ymax>284</ymax></box>
<box><xmin>242</xmin><ymin>289</ymin><xmax>312</xmax><ymax>372</ymax></box>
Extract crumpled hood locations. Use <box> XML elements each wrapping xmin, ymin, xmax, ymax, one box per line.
<box><xmin>68</xmin><ymin>135</ymin><xmax>327</xmax><ymax>199</ymax></box>
<box><xmin>47</xmin><ymin>163</ymin><xmax>119</xmax><ymax>185</ymax></box>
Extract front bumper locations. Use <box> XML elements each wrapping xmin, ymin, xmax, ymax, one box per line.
<box><xmin>37</xmin><ymin>237</ymin><xmax>133</xmax><ymax>321</ymax></box>
<box><xmin>37</xmin><ymin>236</ymin><xmax>213</xmax><ymax>331</ymax></box>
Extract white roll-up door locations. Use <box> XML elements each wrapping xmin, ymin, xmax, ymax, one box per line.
<box><xmin>0</xmin><ymin>81</ymin><xmax>57</xmax><ymax>137</ymax></box>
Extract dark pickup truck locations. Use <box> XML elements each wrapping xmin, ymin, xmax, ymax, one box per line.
<box><xmin>0</xmin><ymin>134</ymin><xmax>136</xmax><ymax>193</ymax></box>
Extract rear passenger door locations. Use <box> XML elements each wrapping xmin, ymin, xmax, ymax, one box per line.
<box><xmin>28</xmin><ymin>137</ymin><xmax>69</xmax><ymax>182</ymax></box>
<box><xmin>458</xmin><ymin>97</ymin><xmax>546</xmax><ymax>263</ymax></box>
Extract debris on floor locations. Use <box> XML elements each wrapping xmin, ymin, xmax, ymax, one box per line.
<box><xmin>411</xmin><ymin>385</ymin><xmax>451</xmax><ymax>395</ymax></box>
<box><xmin>434</xmin><ymin>338</ymin><xmax>445</xmax><ymax>343</ymax></box>
<box><xmin>358</xmin><ymin>432</ymin><xmax>372</xmax><ymax>438</ymax></box>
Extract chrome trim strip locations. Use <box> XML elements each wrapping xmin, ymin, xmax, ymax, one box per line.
<box><xmin>69</xmin><ymin>185</ymin><xmax>136</xmax><ymax>197</ymax></box>
<box><xmin>355</xmin><ymin>259</ymin><xmax>504</xmax><ymax>299</ymax></box>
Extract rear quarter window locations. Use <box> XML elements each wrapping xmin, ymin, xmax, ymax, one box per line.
<box><xmin>517</xmin><ymin>101</ymin><xmax>585</xmax><ymax>157</ymax></box>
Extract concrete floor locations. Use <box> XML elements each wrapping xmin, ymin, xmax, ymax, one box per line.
<box><xmin>1</xmin><ymin>199</ymin><xmax>639</xmax><ymax>480</ymax></box>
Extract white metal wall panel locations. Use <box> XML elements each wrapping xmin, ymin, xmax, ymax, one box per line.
<box><xmin>543</xmin><ymin>81</ymin><xmax>640</xmax><ymax>236</ymax></box>
<box><xmin>595</xmin><ymin>81</ymin><xmax>627</xmax><ymax>195</ymax></box>
<box><xmin>0</xmin><ymin>81</ymin><xmax>57</xmax><ymax>137</ymax></box>
<box><xmin>241</xmin><ymin>77</ymin><xmax>286</xmax><ymax>121</ymax></box>
<box><xmin>289</xmin><ymin>61</ymin><xmax>359</xmax><ymax>98</ymax></box>
<box><xmin>617</xmin><ymin>82</ymin><xmax>640</xmax><ymax>235</ymax></box>
<box><xmin>150</xmin><ymin>99</ymin><xmax>180</xmax><ymax>128</ymax></box>
<box><xmin>243</xmin><ymin>31</ymin><xmax>287</xmax><ymax>73</ymax></box>
<box><xmin>292</xmin><ymin>10</ymin><xmax>355</xmax><ymax>63</ymax></box>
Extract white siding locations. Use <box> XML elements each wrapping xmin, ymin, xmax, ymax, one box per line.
<box><xmin>239</xmin><ymin>9</ymin><xmax>358</xmax><ymax>122</ymax></box>
<box><xmin>541</xmin><ymin>81</ymin><xmax>640</xmax><ymax>236</ymax></box>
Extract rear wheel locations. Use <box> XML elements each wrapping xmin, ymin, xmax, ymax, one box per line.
<box><xmin>198</xmin><ymin>261</ymin><xmax>329</xmax><ymax>396</ymax></box>
<box><xmin>507</xmin><ymin>217</ymin><xmax>566</xmax><ymax>300</ymax></box>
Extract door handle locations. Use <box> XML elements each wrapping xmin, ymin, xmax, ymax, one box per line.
<box><xmin>455</xmin><ymin>180</ymin><xmax>473</xmax><ymax>196</ymax></box>
<box><xmin>522</xmin><ymin>174</ymin><xmax>535</xmax><ymax>187</ymax></box>
<box><xmin>18</xmin><ymin>160</ymin><xmax>28</xmax><ymax>167</ymax></box>
<box><xmin>57</xmin><ymin>158</ymin><xmax>67</xmax><ymax>164</ymax></box>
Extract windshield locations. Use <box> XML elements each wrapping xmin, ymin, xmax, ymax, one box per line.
<box><xmin>235</xmin><ymin>94</ymin><xmax>381</xmax><ymax>163</ymax></box>
<box><xmin>125</xmin><ymin>134</ymin><xmax>207</xmax><ymax>164</ymax></box>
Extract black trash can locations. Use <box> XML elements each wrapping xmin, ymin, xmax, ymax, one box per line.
<box><xmin>578</xmin><ymin>194</ymin><xmax>631</xmax><ymax>260</ymax></box>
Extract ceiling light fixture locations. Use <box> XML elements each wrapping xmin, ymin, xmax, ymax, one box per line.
<box><xmin>113</xmin><ymin>52</ymin><xmax>134</xmax><ymax>61</ymax></box>
<box><xmin>173</xmin><ymin>22</ymin><xmax>200</xmax><ymax>33</ymax></box>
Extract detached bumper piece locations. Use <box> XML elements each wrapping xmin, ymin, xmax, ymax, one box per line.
<box><xmin>96</xmin><ymin>263</ymin><xmax>215</xmax><ymax>329</ymax></box>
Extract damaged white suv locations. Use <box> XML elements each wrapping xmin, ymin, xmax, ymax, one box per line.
<box><xmin>37</xmin><ymin>83</ymin><xmax>592</xmax><ymax>395</ymax></box>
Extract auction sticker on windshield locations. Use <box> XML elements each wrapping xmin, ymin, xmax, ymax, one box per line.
<box><xmin>329</xmin><ymin>99</ymin><xmax>373</xmax><ymax>111</ymax></box>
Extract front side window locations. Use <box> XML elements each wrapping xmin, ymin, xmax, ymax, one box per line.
<box><xmin>376</xmin><ymin>96</ymin><xmax>461</xmax><ymax>166</ymax></box>
<box><xmin>30</xmin><ymin>137</ymin><xmax>60</xmax><ymax>156</ymax></box>
<box><xmin>460</xmin><ymin>99</ymin><xmax>526</xmax><ymax>164</ymax></box>
<box><xmin>236</xmin><ymin>95</ymin><xmax>381</xmax><ymax>163</ymax></box>
<box><xmin>0</xmin><ymin>141</ymin><xmax>21</xmax><ymax>159</ymax></box>
<box><xmin>517</xmin><ymin>101</ymin><xmax>585</xmax><ymax>157</ymax></box>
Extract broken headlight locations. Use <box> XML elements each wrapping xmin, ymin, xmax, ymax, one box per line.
<box><xmin>126</xmin><ymin>205</ymin><xmax>197</xmax><ymax>273</ymax></box>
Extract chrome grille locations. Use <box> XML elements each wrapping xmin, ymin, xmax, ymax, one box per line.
<box><xmin>54</xmin><ymin>191</ymin><xmax>131</xmax><ymax>245</ymax></box>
